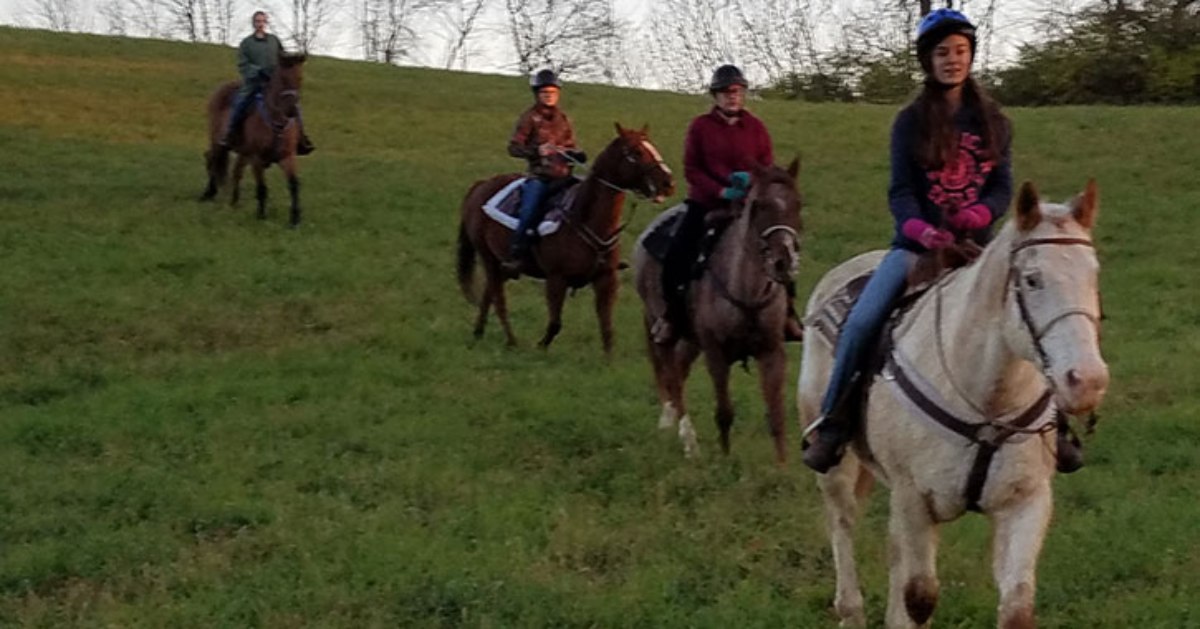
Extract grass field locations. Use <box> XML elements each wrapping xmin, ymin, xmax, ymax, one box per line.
<box><xmin>2</xmin><ymin>26</ymin><xmax>1198</xmax><ymax>627</ymax></box>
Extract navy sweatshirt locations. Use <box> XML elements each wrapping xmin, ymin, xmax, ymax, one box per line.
<box><xmin>888</xmin><ymin>103</ymin><xmax>1012</xmax><ymax>251</ymax></box>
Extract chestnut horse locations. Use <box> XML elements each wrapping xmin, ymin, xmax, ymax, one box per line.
<box><xmin>797</xmin><ymin>181</ymin><xmax>1108</xmax><ymax>628</ymax></box>
<box><xmin>456</xmin><ymin>123</ymin><xmax>675</xmax><ymax>355</ymax></box>
<box><xmin>201</xmin><ymin>53</ymin><xmax>307</xmax><ymax>227</ymax></box>
<box><xmin>633</xmin><ymin>161</ymin><xmax>803</xmax><ymax>464</ymax></box>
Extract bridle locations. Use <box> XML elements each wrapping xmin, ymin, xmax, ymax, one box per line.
<box><xmin>933</xmin><ymin>235</ymin><xmax>1101</xmax><ymax>426</ymax></box>
<box><xmin>706</xmin><ymin>185</ymin><xmax>801</xmax><ymax>314</ymax></box>
<box><xmin>552</xmin><ymin>138</ymin><xmax>674</xmax><ymax>258</ymax></box>
<box><xmin>1008</xmin><ymin>237</ymin><xmax>1102</xmax><ymax>378</ymax></box>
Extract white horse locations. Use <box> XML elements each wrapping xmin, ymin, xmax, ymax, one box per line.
<box><xmin>797</xmin><ymin>180</ymin><xmax>1109</xmax><ymax>628</ymax></box>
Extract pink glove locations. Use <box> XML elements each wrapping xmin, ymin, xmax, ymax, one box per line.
<box><xmin>947</xmin><ymin>203</ymin><xmax>991</xmax><ymax>231</ymax></box>
<box><xmin>902</xmin><ymin>219</ymin><xmax>954</xmax><ymax>250</ymax></box>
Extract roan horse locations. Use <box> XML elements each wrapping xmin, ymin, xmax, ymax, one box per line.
<box><xmin>797</xmin><ymin>180</ymin><xmax>1108</xmax><ymax>628</ymax></box>
<box><xmin>634</xmin><ymin>161</ymin><xmax>802</xmax><ymax>464</ymax></box>
<box><xmin>456</xmin><ymin>123</ymin><xmax>674</xmax><ymax>355</ymax></box>
<box><xmin>201</xmin><ymin>53</ymin><xmax>307</xmax><ymax>227</ymax></box>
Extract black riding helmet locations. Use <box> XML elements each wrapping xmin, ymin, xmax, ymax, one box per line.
<box><xmin>530</xmin><ymin>69</ymin><xmax>561</xmax><ymax>93</ymax></box>
<box><xmin>916</xmin><ymin>9</ymin><xmax>977</xmax><ymax>74</ymax></box>
<box><xmin>709</xmin><ymin>64</ymin><xmax>749</xmax><ymax>93</ymax></box>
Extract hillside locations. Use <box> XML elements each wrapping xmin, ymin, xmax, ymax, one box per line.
<box><xmin>1</xmin><ymin>27</ymin><xmax>1198</xmax><ymax>626</ymax></box>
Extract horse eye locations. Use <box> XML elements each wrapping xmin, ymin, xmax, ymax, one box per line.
<box><xmin>1024</xmin><ymin>272</ymin><xmax>1043</xmax><ymax>289</ymax></box>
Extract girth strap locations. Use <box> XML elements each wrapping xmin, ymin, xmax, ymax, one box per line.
<box><xmin>885</xmin><ymin>353</ymin><xmax>1054</xmax><ymax>512</ymax></box>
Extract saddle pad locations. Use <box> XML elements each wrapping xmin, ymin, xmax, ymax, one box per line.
<box><xmin>482</xmin><ymin>177</ymin><xmax>581</xmax><ymax>237</ymax></box>
<box><xmin>806</xmin><ymin>272</ymin><xmax>873</xmax><ymax>347</ymax></box>
<box><xmin>639</xmin><ymin>204</ymin><xmax>688</xmax><ymax>263</ymax></box>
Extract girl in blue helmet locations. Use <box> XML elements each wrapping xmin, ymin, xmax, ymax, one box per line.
<box><xmin>804</xmin><ymin>9</ymin><xmax>1028</xmax><ymax>472</ymax></box>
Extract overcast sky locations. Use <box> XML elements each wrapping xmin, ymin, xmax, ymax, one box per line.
<box><xmin>0</xmin><ymin>0</ymin><xmax>1058</xmax><ymax>85</ymax></box>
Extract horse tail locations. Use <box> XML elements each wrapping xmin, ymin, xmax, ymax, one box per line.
<box><xmin>456</xmin><ymin>219</ymin><xmax>478</xmax><ymax>305</ymax></box>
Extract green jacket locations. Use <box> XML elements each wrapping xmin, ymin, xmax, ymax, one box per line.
<box><xmin>237</xmin><ymin>33</ymin><xmax>284</xmax><ymax>88</ymax></box>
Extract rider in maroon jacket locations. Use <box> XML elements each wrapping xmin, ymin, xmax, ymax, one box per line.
<box><xmin>654</xmin><ymin>64</ymin><xmax>803</xmax><ymax>344</ymax></box>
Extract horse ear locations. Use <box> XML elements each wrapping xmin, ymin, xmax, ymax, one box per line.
<box><xmin>614</xmin><ymin>122</ymin><xmax>626</xmax><ymax>136</ymax></box>
<box><xmin>640</xmin><ymin>123</ymin><xmax>649</xmax><ymax>135</ymax></box>
<box><xmin>1016</xmin><ymin>180</ymin><xmax>1041</xmax><ymax>231</ymax></box>
<box><xmin>786</xmin><ymin>157</ymin><xmax>800</xmax><ymax>180</ymax></box>
<box><xmin>1073</xmin><ymin>178</ymin><xmax>1098</xmax><ymax>230</ymax></box>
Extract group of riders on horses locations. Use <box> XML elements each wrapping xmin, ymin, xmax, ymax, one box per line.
<box><xmin>218</xmin><ymin>8</ymin><xmax>1081</xmax><ymax>474</ymax></box>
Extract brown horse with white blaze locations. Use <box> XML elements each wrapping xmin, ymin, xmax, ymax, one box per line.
<box><xmin>634</xmin><ymin>160</ymin><xmax>803</xmax><ymax>464</ymax></box>
<box><xmin>456</xmin><ymin>123</ymin><xmax>675</xmax><ymax>355</ymax></box>
<box><xmin>201</xmin><ymin>53</ymin><xmax>307</xmax><ymax>227</ymax></box>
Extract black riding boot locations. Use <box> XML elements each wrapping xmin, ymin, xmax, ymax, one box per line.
<box><xmin>802</xmin><ymin>414</ymin><xmax>853</xmax><ymax>473</ymax></box>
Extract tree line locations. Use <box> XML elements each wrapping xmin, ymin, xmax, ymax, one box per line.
<box><xmin>20</xmin><ymin>0</ymin><xmax>1200</xmax><ymax>104</ymax></box>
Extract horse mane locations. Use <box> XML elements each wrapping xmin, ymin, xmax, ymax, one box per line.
<box><xmin>569</xmin><ymin>131</ymin><xmax>634</xmax><ymax>222</ymax></box>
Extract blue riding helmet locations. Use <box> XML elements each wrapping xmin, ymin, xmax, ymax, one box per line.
<box><xmin>916</xmin><ymin>8</ymin><xmax>977</xmax><ymax>71</ymax></box>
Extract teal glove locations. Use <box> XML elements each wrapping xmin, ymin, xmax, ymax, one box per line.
<box><xmin>728</xmin><ymin>171</ymin><xmax>752</xmax><ymax>190</ymax></box>
<box><xmin>720</xmin><ymin>186</ymin><xmax>746</xmax><ymax>201</ymax></box>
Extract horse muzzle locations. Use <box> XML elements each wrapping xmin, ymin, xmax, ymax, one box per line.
<box><xmin>1052</xmin><ymin>361</ymin><xmax>1109</xmax><ymax>415</ymax></box>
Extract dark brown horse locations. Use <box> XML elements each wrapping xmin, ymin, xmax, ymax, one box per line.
<box><xmin>633</xmin><ymin>161</ymin><xmax>802</xmax><ymax>464</ymax></box>
<box><xmin>456</xmin><ymin>123</ymin><xmax>675</xmax><ymax>355</ymax></box>
<box><xmin>201</xmin><ymin>53</ymin><xmax>307</xmax><ymax>227</ymax></box>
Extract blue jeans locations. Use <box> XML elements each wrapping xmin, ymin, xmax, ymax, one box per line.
<box><xmin>512</xmin><ymin>178</ymin><xmax>548</xmax><ymax>250</ymax></box>
<box><xmin>820</xmin><ymin>247</ymin><xmax>917</xmax><ymax>417</ymax></box>
<box><xmin>225</xmin><ymin>89</ymin><xmax>259</xmax><ymax>138</ymax></box>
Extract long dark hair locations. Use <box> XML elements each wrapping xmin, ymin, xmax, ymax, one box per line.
<box><xmin>912</xmin><ymin>76</ymin><xmax>1008</xmax><ymax>169</ymax></box>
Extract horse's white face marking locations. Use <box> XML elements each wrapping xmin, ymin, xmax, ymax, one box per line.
<box><xmin>641</xmin><ymin>140</ymin><xmax>672</xmax><ymax>176</ymax></box>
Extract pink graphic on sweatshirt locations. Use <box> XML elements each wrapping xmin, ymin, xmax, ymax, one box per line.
<box><xmin>927</xmin><ymin>132</ymin><xmax>994</xmax><ymax>214</ymax></box>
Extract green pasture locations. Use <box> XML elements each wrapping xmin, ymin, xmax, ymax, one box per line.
<box><xmin>1</xmin><ymin>27</ymin><xmax>1197</xmax><ymax>627</ymax></box>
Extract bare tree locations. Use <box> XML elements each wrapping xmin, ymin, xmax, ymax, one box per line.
<box><xmin>28</xmin><ymin>0</ymin><xmax>79</xmax><ymax>31</ymax></box>
<box><xmin>275</xmin><ymin>0</ymin><xmax>341</xmax><ymax>52</ymax></box>
<box><xmin>731</xmin><ymin>0</ymin><xmax>826</xmax><ymax>88</ymax></box>
<box><xmin>98</xmin><ymin>0</ymin><xmax>128</xmax><ymax>34</ymax></box>
<box><xmin>125</xmin><ymin>0</ymin><xmax>169</xmax><ymax>38</ymax></box>
<box><xmin>644</xmin><ymin>0</ymin><xmax>737</xmax><ymax>91</ymax></box>
<box><xmin>360</xmin><ymin>0</ymin><xmax>428</xmax><ymax>63</ymax></box>
<box><xmin>504</xmin><ymin>0</ymin><xmax>622</xmax><ymax>77</ymax></box>
<box><xmin>434</xmin><ymin>0</ymin><xmax>489</xmax><ymax>70</ymax></box>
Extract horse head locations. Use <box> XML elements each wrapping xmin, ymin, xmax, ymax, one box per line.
<box><xmin>271</xmin><ymin>53</ymin><xmax>307</xmax><ymax>115</ymax></box>
<box><xmin>1005</xmin><ymin>179</ymin><xmax>1108</xmax><ymax>415</ymax></box>
<box><xmin>741</xmin><ymin>159</ymin><xmax>803</xmax><ymax>284</ymax></box>
<box><xmin>604</xmin><ymin>123</ymin><xmax>675</xmax><ymax>203</ymax></box>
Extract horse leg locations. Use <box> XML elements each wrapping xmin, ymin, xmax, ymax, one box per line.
<box><xmin>230</xmin><ymin>154</ymin><xmax>247</xmax><ymax>206</ymax></box>
<box><xmin>482</xmin><ymin>258</ymin><xmax>517</xmax><ymax>347</ymax></box>
<box><xmin>990</xmin><ymin>485</ymin><xmax>1052</xmax><ymax>629</ymax></box>
<box><xmin>886</xmin><ymin>486</ymin><xmax>941</xmax><ymax>629</ymax></box>
<box><xmin>279</xmin><ymin>154</ymin><xmax>301</xmax><ymax>227</ymax></box>
<box><xmin>473</xmin><ymin>273</ymin><xmax>495</xmax><ymax>341</ymax></box>
<box><xmin>643</xmin><ymin>314</ymin><xmax>678</xmax><ymax>429</ymax></box>
<box><xmin>593</xmin><ymin>269</ymin><xmax>618</xmax><ymax>357</ymax></box>
<box><xmin>674</xmin><ymin>342</ymin><xmax>701</xmax><ymax>457</ymax></box>
<box><xmin>817</xmin><ymin>452</ymin><xmax>870</xmax><ymax>628</ymax></box>
<box><xmin>757</xmin><ymin>344</ymin><xmax>789</xmax><ymax>464</ymax></box>
<box><xmin>253</xmin><ymin>162</ymin><xmax>268</xmax><ymax>220</ymax></box>
<box><xmin>703</xmin><ymin>351</ymin><xmax>735</xmax><ymax>455</ymax></box>
<box><xmin>538</xmin><ymin>275</ymin><xmax>568</xmax><ymax>349</ymax></box>
<box><xmin>201</xmin><ymin>147</ymin><xmax>222</xmax><ymax>201</ymax></box>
